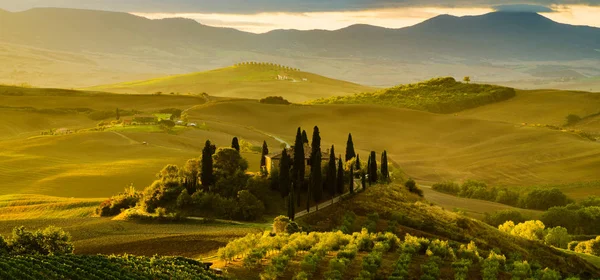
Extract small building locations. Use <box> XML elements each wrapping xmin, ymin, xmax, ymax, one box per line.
<box><xmin>54</xmin><ymin>128</ymin><xmax>73</xmax><ymax>135</ymax></box>
<box><xmin>132</xmin><ymin>114</ymin><xmax>158</xmax><ymax>124</ymax></box>
<box><xmin>188</xmin><ymin>123</ymin><xmax>198</xmax><ymax>127</ymax></box>
<box><xmin>264</xmin><ymin>144</ymin><xmax>338</xmax><ymax>175</ymax></box>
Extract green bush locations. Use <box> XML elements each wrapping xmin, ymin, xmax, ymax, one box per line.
<box><xmin>511</xmin><ymin>260</ymin><xmax>532</xmax><ymax>280</ymax></box>
<box><xmin>521</xmin><ymin>189</ymin><xmax>572</xmax><ymax>210</ymax></box>
<box><xmin>405</xmin><ymin>179</ymin><xmax>423</xmax><ymax>197</ymax></box>
<box><xmin>544</xmin><ymin>227</ymin><xmax>572</xmax><ymax>249</ymax></box>
<box><xmin>452</xmin><ymin>259</ymin><xmax>472</xmax><ymax>280</ymax></box>
<box><xmin>483</xmin><ymin>210</ymin><xmax>526</xmax><ymax>227</ymax></box>
<box><xmin>536</xmin><ymin>268</ymin><xmax>562</xmax><ymax>280</ymax></box>
<box><xmin>566</xmin><ymin>114</ymin><xmax>582</xmax><ymax>126</ymax></box>
<box><xmin>420</xmin><ymin>256</ymin><xmax>441</xmax><ymax>280</ymax></box>
<box><xmin>237</xmin><ymin>190</ymin><xmax>265</xmax><ymax>221</ymax></box>
<box><xmin>285</xmin><ymin>222</ymin><xmax>302</xmax><ymax>234</ymax></box>
<box><xmin>96</xmin><ymin>185</ymin><xmax>141</xmax><ymax>216</ymax></box>
<box><xmin>259</xmin><ymin>96</ymin><xmax>291</xmax><ymax>105</ymax></box>
<box><xmin>7</xmin><ymin>226</ymin><xmax>74</xmax><ymax>255</ymax></box>
<box><xmin>0</xmin><ymin>236</ymin><xmax>8</xmax><ymax>255</ymax></box>
<box><xmin>432</xmin><ymin>181</ymin><xmax>460</xmax><ymax>195</ymax></box>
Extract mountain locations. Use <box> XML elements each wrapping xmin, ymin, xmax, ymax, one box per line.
<box><xmin>1</xmin><ymin>8</ymin><xmax>599</xmax><ymax>89</ymax></box>
<box><xmin>87</xmin><ymin>63</ymin><xmax>374</xmax><ymax>102</ymax></box>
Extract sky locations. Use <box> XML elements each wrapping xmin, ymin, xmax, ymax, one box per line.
<box><xmin>2</xmin><ymin>1</ymin><xmax>600</xmax><ymax>33</ymax></box>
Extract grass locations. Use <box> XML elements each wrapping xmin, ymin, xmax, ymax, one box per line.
<box><xmin>188</xmin><ymin>100</ymin><xmax>600</xmax><ymax>198</ymax></box>
<box><xmin>86</xmin><ymin>63</ymin><xmax>375</xmax><ymax>103</ymax></box>
<box><xmin>0</xmin><ymin>194</ymin><xmax>103</xmax><ymax>220</ymax></box>
<box><xmin>104</xmin><ymin>124</ymin><xmax>189</xmax><ymax>133</ymax></box>
<box><xmin>308</xmin><ymin>77</ymin><xmax>516</xmax><ymax>113</ymax></box>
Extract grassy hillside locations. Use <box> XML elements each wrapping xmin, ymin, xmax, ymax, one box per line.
<box><xmin>0</xmin><ymin>194</ymin><xmax>102</xmax><ymax>220</ymax></box>
<box><xmin>0</xmin><ymin>254</ymin><xmax>223</xmax><ymax>279</ymax></box>
<box><xmin>308</xmin><ymin>77</ymin><xmax>516</xmax><ymax>113</ymax></box>
<box><xmin>461</xmin><ymin>89</ymin><xmax>600</xmax><ymax>128</ymax></box>
<box><xmin>188</xmin><ymin>101</ymin><xmax>600</xmax><ymax>198</ymax></box>
<box><xmin>87</xmin><ymin>63</ymin><xmax>375</xmax><ymax>102</ymax></box>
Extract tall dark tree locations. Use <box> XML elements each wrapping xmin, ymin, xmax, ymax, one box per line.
<box><xmin>369</xmin><ymin>151</ymin><xmax>378</xmax><ymax>183</ymax></box>
<box><xmin>361</xmin><ymin>173</ymin><xmax>367</xmax><ymax>191</ymax></box>
<box><xmin>345</xmin><ymin>133</ymin><xmax>356</xmax><ymax>162</ymax></box>
<box><xmin>292</xmin><ymin>128</ymin><xmax>305</xmax><ymax>206</ymax></box>
<box><xmin>116</xmin><ymin>108</ymin><xmax>120</xmax><ymax>120</ymax></box>
<box><xmin>260</xmin><ymin>141</ymin><xmax>269</xmax><ymax>170</ymax></box>
<box><xmin>367</xmin><ymin>153</ymin><xmax>372</xmax><ymax>186</ymax></box>
<box><xmin>279</xmin><ymin>149</ymin><xmax>291</xmax><ymax>198</ymax></box>
<box><xmin>288</xmin><ymin>185</ymin><xmax>295</xmax><ymax>221</ymax></box>
<box><xmin>355</xmin><ymin>154</ymin><xmax>361</xmax><ymax>171</ymax></box>
<box><xmin>231</xmin><ymin>137</ymin><xmax>240</xmax><ymax>152</ymax></box>
<box><xmin>349</xmin><ymin>165</ymin><xmax>355</xmax><ymax>194</ymax></box>
<box><xmin>200</xmin><ymin>140</ymin><xmax>216</xmax><ymax>191</ymax></box>
<box><xmin>311</xmin><ymin>126</ymin><xmax>321</xmax><ymax>163</ymax></box>
<box><xmin>336</xmin><ymin>158</ymin><xmax>344</xmax><ymax>194</ymax></box>
<box><xmin>311</xmin><ymin>151</ymin><xmax>323</xmax><ymax>210</ymax></box>
<box><xmin>326</xmin><ymin>145</ymin><xmax>337</xmax><ymax>202</ymax></box>
<box><xmin>302</xmin><ymin>130</ymin><xmax>309</xmax><ymax>144</ymax></box>
<box><xmin>381</xmin><ymin>150</ymin><xmax>389</xmax><ymax>181</ymax></box>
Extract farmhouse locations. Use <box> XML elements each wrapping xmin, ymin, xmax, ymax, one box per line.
<box><xmin>264</xmin><ymin>144</ymin><xmax>338</xmax><ymax>174</ymax></box>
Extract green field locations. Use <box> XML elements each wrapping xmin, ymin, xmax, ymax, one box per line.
<box><xmin>87</xmin><ymin>63</ymin><xmax>375</xmax><ymax>102</ymax></box>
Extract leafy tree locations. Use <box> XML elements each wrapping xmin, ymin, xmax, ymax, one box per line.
<box><xmin>463</xmin><ymin>76</ymin><xmax>471</xmax><ymax>84</ymax></box>
<box><xmin>273</xmin><ymin>215</ymin><xmax>290</xmax><ymax>234</ymax></box>
<box><xmin>566</xmin><ymin>114</ymin><xmax>582</xmax><ymax>126</ymax></box>
<box><xmin>231</xmin><ymin>137</ymin><xmax>240</xmax><ymax>152</ymax></box>
<box><xmin>326</xmin><ymin>145</ymin><xmax>337</xmax><ymax>201</ymax></box>
<box><xmin>355</xmin><ymin>154</ymin><xmax>361</xmax><ymax>171</ymax></box>
<box><xmin>9</xmin><ymin>226</ymin><xmax>74</xmax><ymax>255</ymax></box>
<box><xmin>349</xmin><ymin>165</ymin><xmax>355</xmax><ymax>194</ymax></box>
<box><xmin>279</xmin><ymin>149</ymin><xmax>291</xmax><ymax>198</ymax></box>
<box><xmin>544</xmin><ymin>226</ymin><xmax>571</xmax><ymax>249</ymax></box>
<box><xmin>369</xmin><ymin>151</ymin><xmax>378</xmax><ymax>183</ymax></box>
<box><xmin>381</xmin><ymin>150</ymin><xmax>389</xmax><ymax>181</ymax></box>
<box><xmin>336</xmin><ymin>158</ymin><xmax>344</xmax><ymax>194</ymax></box>
<box><xmin>200</xmin><ymin>140</ymin><xmax>216</xmax><ymax>191</ymax></box>
<box><xmin>213</xmin><ymin>147</ymin><xmax>248</xmax><ymax>177</ymax></box>
<box><xmin>237</xmin><ymin>190</ymin><xmax>265</xmax><ymax>221</ymax></box>
<box><xmin>345</xmin><ymin>133</ymin><xmax>356</xmax><ymax>162</ymax></box>
<box><xmin>182</xmin><ymin>158</ymin><xmax>201</xmax><ymax>194</ymax></box>
<box><xmin>116</xmin><ymin>108</ymin><xmax>120</xmax><ymax>120</ymax></box>
<box><xmin>302</xmin><ymin>130</ymin><xmax>309</xmax><ymax>144</ymax></box>
<box><xmin>292</xmin><ymin>127</ymin><xmax>305</xmax><ymax>206</ymax></box>
<box><xmin>260</xmin><ymin>141</ymin><xmax>269</xmax><ymax>169</ymax></box>
<box><xmin>311</xmin><ymin>146</ymin><xmax>323</xmax><ymax>210</ymax></box>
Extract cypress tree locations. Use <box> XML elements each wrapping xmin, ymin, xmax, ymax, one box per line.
<box><xmin>381</xmin><ymin>150</ymin><xmax>389</xmax><ymax>181</ymax></box>
<box><xmin>345</xmin><ymin>133</ymin><xmax>356</xmax><ymax>162</ymax></box>
<box><xmin>349</xmin><ymin>165</ymin><xmax>355</xmax><ymax>194</ymax></box>
<box><xmin>116</xmin><ymin>108</ymin><xmax>120</xmax><ymax>120</ymax></box>
<box><xmin>311</xmin><ymin>126</ymin><xmax>321</xmax><ymax>162</ymax></box>
<box><xmin>361</xmin><ymin>173</ymin><xmax>367</xmax><ymax>191</ymax></box>
<box><xmin>336</xmin><ymin>158</ymin><xmax>344</xmax><ymax>194</ymax></box>
<box><xmin>231</xmin><ymin>137</ymin><xmax>240</xmax><ymax>152</ymax></box>
<box><xmin>302</xmin><ymin>130</ymin><xmax>309</xmax><ymax>144</ymax></box>
<box><xmin>288</xmin><ymin>185</ymin><xmax>295</xmax><ymax>221</ymax></box>
<box><xmin>367</xmin><ymin>153</ymin><xmax>372</xmax><ymax>186</ymax></box>
<box><xmin>200</xmin><ymin>140</ymin><xmax>216</xmax><ymax>191</ymax></box>
<box><xmin>260</xmin><ymin>141</ymin><xmax>269</xmax><ymax>169</ymax></box>
<box><xmin>292</xmin><ymin>128</ymin><xmax>305</xmax><ymax>206</ymax></box>
<box><xmin>279</xmin><ymin>149</ymin><xmax>291</xmax><ymax>198</ymax></box>
<box><xmin>326</xmin><ymin>145</ymin><xmax>337</xmax><ymax>202</ymax></box>
<box><xmin>355</xmin><ymin>154</ymin><xmax>361</xmax><ymax>171</ymax></box>
<box><xmin>311</xmin><ymin>151</ymin><xmax>323</xmax><ymax>210</ymax></box>
<box><xmin>369</xmin><ymin>151</ymin><xmax>378</xmax><ymax>183</ymax></box>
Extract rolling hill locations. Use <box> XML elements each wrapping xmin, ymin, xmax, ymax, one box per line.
<box><xmin>1</xmin><ymin>8</ymin><xmax>599</xmax><ymax>89</ymax></box>
<box><xmin>86</xmin><ymin>63</ymin><xmax>374</xmax><ymax>102</ymax></box>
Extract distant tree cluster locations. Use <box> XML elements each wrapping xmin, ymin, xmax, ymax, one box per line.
<box><xmin>235</xmin><ymin>61</ymin><xmax>300</xmax><ymax>71</ymax></box>
<box><xmin>541</xmin><ymin>196</ymin><xmax>600</xmax><ymax>235</ymax></box>
<box><xmin>0</xmin><ymin>226</ymin><xmax>74</xmax><ymax>256</ymax></box>
<box><xmin>259</xmin><ymin>96</ymin><xmax>291</xmax><ymax>105</ymax></box>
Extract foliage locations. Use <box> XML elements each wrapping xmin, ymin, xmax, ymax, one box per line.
<box><xmin>273</xmin><ymin>216</ymin><xmax>291</xmax><ymax>234</ymax></box>
<box><xmin>572</xmin><ymin>236</ymin><xmax>600</xmax><ymax>256</ymax></box>
<box><xmin>544</xmin><ymin>226</ymin><xmax>571</xmax><ymax>249</ymax></box>
<box><xmin>452</xmin><ymin>259</ymin><xmax>472</xmax><ymax>280</ymax></box>
<box><xmin>566</xmin><ymin>114</ymin><xmax>582</xmax><ymax>126</ymax></box>
<box><xmin>237</xmin><ymin>190</ymin><xmax>266</xmax><ymax>221</ymax></box>
<box><xmin>141</xmin><ymin>167</ymin><xmax>185</xmax><ymax>213</ymax></box>
<box><xmin>521</xmin><ymin>189</ymin><xmax>573</xmax><ymax>211</ymax></box>
<box><xmin>499</xmin><ymin>220</ymin><xmax>546</xmax><ymax>241</ymax></box>
<box><xmin>95</xmin><ymin>185</ymin><xmax>141</xmax><ymax>216</ymax></box>
<box><xmin>482</xmin><ymin>251</ymin><xmax>506</xmax><ymax>280</ymax></box>
<box><xmin>420</xmin><ymin>256</ymin><xmax>442</xmax><ymax>280</ymax></box>
<box><xmin>309</xmin><ymin>77</ymin><xmax>516</xmax><ymax>114</ymax></box>
<box><xmin>213</xmin><ymin>147</ymin><xmax>249</xmax><ymax>178</ymax></box>
<box><xmin>542</xmin><ymin>204</ymin><xmax>600</xmax><ymax>235</ymax></box>
<box><xmin>201</xmin><ymin>140</ymin><xmax>217</xmax><ymax>189</ymax></box>
<box><xmin>259</xmin><ymin>96</ymin><xmax>291</xmax><ymax>105</ymax></box>
<box><xmin>3</xmin><ymin>226</ymin><xmax>73</xmax><ymax>256</ymax></box>
<box><xmin>345</xmin><ymin>133</ymin><xmax>356</xmax><ymax>162</ymax></box>
<box><xmin>432</xmin><ymin>181</ymin><xmax>460</xmax><ymax>194</ymax></box>
<box><xmin>231</xmin><ymin>137</ymin><xmax>240</xmax><ymax>152</ymax></box>
<box><xmin>511</xmin><ymin>260</ymin><xmax>532</xmax><ymax>280</ymax></box>
<box><xmin>326</xmin><ymin>145</ymin><xmax>337</xmax><ymax>198</ymax></box>
<box><xmin>405</xmin><ymin>179</ymin><xmax>423</xmax><ymax>197</ymax></box>
<box><xmin>484</xmin><ymin>210</ymin><xmax>526</xmax><ymax>227</ymax></box>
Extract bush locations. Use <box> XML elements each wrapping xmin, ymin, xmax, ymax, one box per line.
<box><xmin>452</xmin><ymin>259</ymin><xmax>472</xmax><ymax>280</ymax></box>
<box><xmin>405</xmin><ymin>179</ymin><xmax>423</xmax><ymax>197</ymax></box>
<box><xmin>432</xmin><ymin>181</ymin><xmax>460</xmax><ymax>195</ymax></box>
<box><xmin>566</xmin><ymin>114</ymin><xmax>582</xmax><ymax>126</ymax></box>
<box><xmin>420</xmin><ymin>256</ymin><xmax>441</xmax><ymax>280</ymax></box>
<box><xmin>237</xmin><ymin>190</ymin><xmax>265</xmax><ymax>221</ymax></box>
<box><xmin>141</xmin><ymin>179</ymin><xmax>185</xmax><ymax>213</ymax></box>
<box><xmin>521</xmin><ymin>189</ymin><xmax>572</xmax><ymax>211</ymax></box>
<box><xmin>96</xmin><ymin>185</ymin><xmax>141</xmax><ymax>216</ymax></box>
<box><xmin>259</xmin><ymin>96</ymin><xmax>291</xmax><ymax>105</ymax></box>
<box><xmin>285</xmin><ymin>222</ymin><xmax>302</xmax><ymax>234</ymax></box>
<box><xmin>536</xmin><ymin>268</ymin><xmax>562</xmax><ymax>280</ymax></box>
<box><xmin>511</xmin><ymin>261</ymin><xmax>532</xmax><ymax>280</ymax></box>
<box><xmin>0</xmin><ymin>235</ymin><xmax>9</xmax><ymax>255</ymax></box>
<box><xmin>482</xmin><ymin>252</ymin><xmax>505</xmax><ymax>280</ymax></box>
<box><xmin>483</xmin><ymin>210</ymin><xmax>526</xmax><ymax>227</ymax></box>
<box><xmin>573</xmin><ymin>236</ymin><xmax>600</xmax><ymax>256</ymax></box>
<box><xmin>338</xmin><ymin>211</ymin><xmax>356</xmax><ymax>234</ymax></box>
<box><xmin>544</xmin><ymin>227</ymin><xmax>571</xmax><ymax>249</ymax></box>
<box><xmin>273</xmin><ymin>216</ymin><xmax>290</xmax><ymax>234</ymax></box>
<box><xmin>499</xmin><ymin>220</ymin><xmax>545</xmax><ymax>241</ymax></box>
<box><xmin>8</xmin><ymin>226</ymin><xmax>74</xmax><ymax>255</ymax></box>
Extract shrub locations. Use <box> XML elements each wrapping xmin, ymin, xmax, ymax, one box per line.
<box><xmin>499</xmin><ymin>220</ymin><xmax>545</xmax><ymax>241</ymax></box>
<box><xmin>484</xmin><ymin>210</ymin><xmax>526</xmax><ymax>227</ymax></box>
<box><xmin>482</xmin><ymin>252</ymin><xmax>505</xmax><ymax>280</ymax></box>
<box><xmin>457</xmin><ymin>241</ymin><xmax>481</xmax><ymax>262</ymax></box>
<box><xmin>566</xmin><ymin>114</ymin><xmax>582</xmax><ymax>126</ymax></box>
<box><xmin>285</xmin><ymin>222</ymin><xmax>302</xmax><ymax>234</ymax></box>
<box><xmin>511</xmin><ymin>261</ymin><xmax>532</xmax><ymax>280</ymax></box>
<box><xmin>420</xmin><ymin>256</ymin><xmax>441</xmax><ymax>280</ymax></box>
<box><xmin>573</xmin><ymin>236</ymin><xmax>600</xmax><ymax>256</ymax></box>
<box><xmin>405</xmin><ymin>179</ymin><xmax>423</xmax><ymax>197</ymax></box>
<box><xmin>544</xmin><ymin>227</ymin><xmax>572</xmax><ymax>249</ymax></box>
<box><xmin>364</xmin><ymin>212</ymin><xmax>379</xmax><ymax>233</ymax></box>
<box><xmin>96</xmin><ymin>185</ymin><xmax>141</xmax><ymax>216</ymax></box>
<box><xmin>389</xmin><ymin>253</ymin><xmax>412</xmax><ymax>280</ymax></box>
<box><xmin>0</xmin><ymin>235</ymin><xmax>9</xmax><ymax>255</ymax></box>
<box><xmin>452</xmin><ymin>259</ymin><xmax>472</xmax><ymax>280</ymax></box>
<box><xmin>273</xmin><ymin>216</ymin><xmax>290</xmax><ymax>234</ymax></box>
<box><xmin>338</xmin><ymin>211</ymin><xmax>356</xmax><ymax>234</ymax></box>
<box><xmin>141</xmin><ymin>179</ymin><xmax>185</xmax><ymax>213</ymax></box>
<box><xmin>259</xmin><ymin>96</ymin><xmax>291</xmax><ymax>105</ymax></box>
<box><xmin>521</xmin><ymin>189</ymin><xmax>572</xmax><ymax>211</ymax></box>
<box><xmin>237</xmin><ymin>190</ymin><xmax>265</xmax><ymax>221</ymax></box>
<box><xmin>536</xmin><ymin>268</ymin><xmax>562</xmax><ymax>280</ymax></box>
<box><xmin>8</xmin><ymin>226</ymin><xmax>74</xmax><ymax>255</ymax></box>
<box><xmin>432</xmin><ymin>181</ymin><xmax>460</xmax><ymax>195</ymax></box>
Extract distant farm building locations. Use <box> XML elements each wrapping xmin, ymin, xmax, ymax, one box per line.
<box><xmin>132</xmin><ymin>114</ymin><xmax>158</xmax><ymax>124</ymax></box>
<box><xmin>54</xmin><ymin>128</ymin><xmax>73</xmax><ymax>135</ymax></box>
<box><xmin>264</xmin><ymin>144</ymin><xmax>338</xmax><ymax>174</ymax></box>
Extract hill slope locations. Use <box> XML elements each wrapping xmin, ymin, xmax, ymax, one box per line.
<box><xmin>86</xmin><ymin>63</ymin><xmax>374</xmax><ymax>102</ymax></box>
<box><xmin>308</xmin><ymin>77</ymin><xmax>516</xmax><ymax>113</ymax></box>
<box><xmin>188</xmin><ymin>101</ymin><xmax>600</xmax><ymax>198</ymax></box>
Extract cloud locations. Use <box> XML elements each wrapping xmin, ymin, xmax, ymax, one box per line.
<box><xmin>2</xmin><ymin>0</ymin><xmax>600</xmax><ymax>13</ymax></box>
<box><xmin>493</xmin><ymin>4</ymin><xmax>556</xmax><ymax>12</ymax></box>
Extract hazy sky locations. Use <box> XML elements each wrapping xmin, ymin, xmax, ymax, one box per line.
<box><xmin>2</xmin><ymin>1</ymin><xmax>600</xmax><ymax>33</ymax></box>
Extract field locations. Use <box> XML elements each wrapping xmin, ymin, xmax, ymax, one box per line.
<box><xmin>187</xmin><ymin>100</ymin><xmax>600</xmax><ymax>199</ymax></box>
<box><xmin>87</xmin><ymin>63</ymin><xmax>375</xmax><ymax>102</ymax></box>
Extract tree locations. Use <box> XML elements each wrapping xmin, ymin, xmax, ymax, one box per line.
<box><xmin>292</xmin><ymin>127</ymin><xmax>305</xmax><ymax>206</ymax></box>
<box><xmin>201</xmin><ymin>140</ymin><xmax>216</xmax><ymax>191</ymax></box>
<box><xmin>463</xmin><ymin>76</ymin><xmax>471</xmax><ymax>84</ymax></box>
<box><xmin>302</xmin><ymin>130</ymin><xmax>309</xmax><ymax>144</ymax></box>
<box><xmin>355</xmin><ymin>154</ymin><xmax>361</xmax><ymax>171</ymax></box>
<box><xmin>367</xmin><ymin>153</ymin><xmax>372</xmax><ymax>186</ymax></box>
<box><xmin>260</xmin><ymin>141</ymin><xmax>269</xmax><ymax>171</ymax></box>
<box><xmin>361</xmin><ymin>173</ymin><xmax>367</xmax><ymax>191</ymax></box>
<box><xmin>336</xmin><ymin>158</ymin><xmax>344</xmax><ymax>194</ymax></box>
<box><xmin>279</xmin><ymin>149</ymin><xmax>291</xmax><ymax>198</ymax></box>
<box><xmin>381</xmin><ymin>150</ymin><xmax>389</xmax><ymax>181</ymax></box>
<box><xmin>231</xmin><ymin>137</ymin><xmax>240</xmax><ymax>152</ymax></box>
<box><xmin>349</xmin><ymin>165</ymin><xmax>355</xmax><ymax>194</ymax></box>
<box><xmin>369</xmin><ymin>151</ymin><xmax>378</xmax><ymax>183</ymax></box>
<box><xmin>345</xmin><ymin>133</ymin><xmax>356</xmax><ymax>162</ymax></box>
<box><xmin>183</xmin><ymin>158</ymin><xmax>201</xmax><ymax>194</ymax></box>
<box><xmin>325</xmin><ymin>145</ymin><xmax>337</xmax><ymax>202</ymax></box>
<box><xmin>566</xmin><ymin>114</ymin><xmax>582</xmax><ymax>126</ymax></box>
<box><xmin>116</xmin><ymin>108</ymin><xmax>120</xmax><ymax>120</ymax></box>
<box><xmin>544</xmin><ymin>226</ymin><xmax>571</xmax><ymax>249</ymax></box>
<box><xmin>213</xmin><ymin>147</ymin><xmax>249</xmax><ymax>177</ymax></box>
<box><xmin>311</xmin><ymin>150</ymin><xmax>323</xmax><ymax>210</ymax></box>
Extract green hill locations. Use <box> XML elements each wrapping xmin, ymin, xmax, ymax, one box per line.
<box><xmin>308</xmin><ymin>77</ymin><xmax>516</xmax><ymax>113</ymax></box>
<box><xmin>86</xmin><ymin>63</ymin><xmax>375</xmax><ymax>102</ymax></box>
